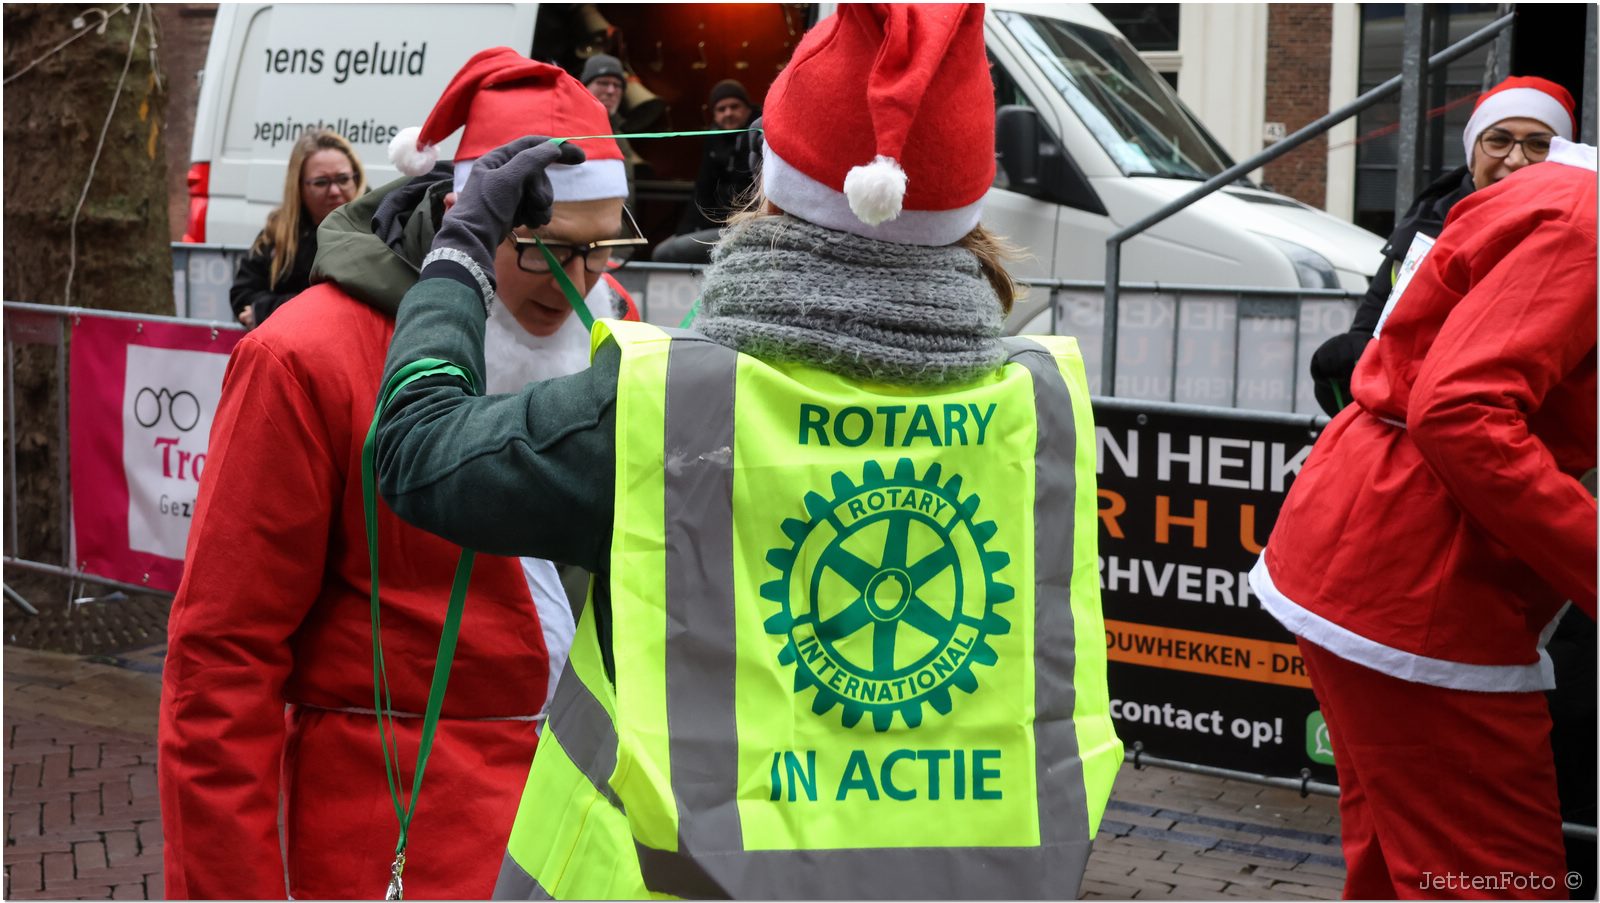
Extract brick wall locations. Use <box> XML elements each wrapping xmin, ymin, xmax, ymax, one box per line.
<box><xmin>153</xmin><ymin>4</ymin><xmax>216</xmax><ymax>241</ymax></box>
<box><xmin>1262</xmin><ymin>5</ymin><xmax>1330</xmax><ymax>208</ymax></box>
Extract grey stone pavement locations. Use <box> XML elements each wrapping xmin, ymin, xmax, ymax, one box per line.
<box><xmin>3</xmin><ymin>644</ymin><xmax>1345</xmax><ymax>900</ymax></box>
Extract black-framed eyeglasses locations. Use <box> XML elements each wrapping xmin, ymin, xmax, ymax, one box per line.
<box><xmin>506</xmin><ymin>206</ymin><xmax>649</xmax><ymax>274</ymax></box>
<box><xmin>304</xmin><ymin>173</ymin><xmax>356</xmax><ymax>191</ymax></box>
<box><xmin>1477</xmin><ymin>129</ymin><xmax>1554</xmax><ymax>161</ymax></box>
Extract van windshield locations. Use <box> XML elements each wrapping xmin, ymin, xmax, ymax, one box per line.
<box><xmin>998</xmin><ymin>11</ymin><xmax>1233</xmax><ymax>180</ymax></box>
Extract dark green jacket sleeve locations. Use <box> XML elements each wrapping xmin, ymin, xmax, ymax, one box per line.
<box><xmin>375</xmin><ymin>275</ymin><xmax>619</xmax><ymax>570</ymax></box>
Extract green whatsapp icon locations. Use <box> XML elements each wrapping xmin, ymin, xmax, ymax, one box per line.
<box><xmin>1306</xmin><ymin>711</ymin><xmax>1335</xmax><ymax>765</ymax></box>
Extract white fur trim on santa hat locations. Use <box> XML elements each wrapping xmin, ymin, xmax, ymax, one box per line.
<box><xmin>389</xmin><ymin>126</ymin><xmax>438</xmax><ymax>177</ymax></box>
<box><xmin>452</xmin><ymin>157</ymin><xmax>628</xmax><ymax>201</ymax></box>
<box><xmin>1463</xmin><ymin>88</ymin><xmax>1575</xmax><ymax>163</ymax></box>
<box><xmin>762</xmin><ymin>143</ymin><xmax>983</xmax><ymax>246</ymax></box>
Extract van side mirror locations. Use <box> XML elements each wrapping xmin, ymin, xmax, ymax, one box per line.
<box><xmin>993</xmin><ymin>105</ymin><xmax>1107</xmax><ymax>216</ymax></box>
<box><xmin>995</xmin><ymin>105</ymin><xmax>1042</xmax><ymax>193</ymax></box>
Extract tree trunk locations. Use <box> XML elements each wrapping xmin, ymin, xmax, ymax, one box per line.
<box><xmin>3</xmin><ymin>3</ymin><xmax>170</xmax><ymax>581</ymax></box>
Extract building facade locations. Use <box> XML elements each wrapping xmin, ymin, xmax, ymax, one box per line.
<box><xmin>1102</xmin><ymin>3</ymin><xmax>1590</xmax><ymax>238</ymax></box>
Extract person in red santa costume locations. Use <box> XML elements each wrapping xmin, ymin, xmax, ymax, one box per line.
<box><xmin>1251</xmin><ymin>136</ymin><xmax>1597</xmax><ymax>899</ymax></box>
<box><xmin>158</xmin><ymin>48</ymin><xmax>639</xmax><ymax>900</ymax></box>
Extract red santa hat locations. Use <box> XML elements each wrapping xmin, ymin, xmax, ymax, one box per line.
<box><xmin>388</xmin><ymin>47</ymin><xmax>625</xmax><ymax>200</ymax></box>
<box><xmin>761</xmin><ymin>4</ymin><xmax>994</xmax><ymax>246</ymax></box>
<box><xmin>1462</xmin><ymin>76</ymin><xmax>1576</xmax><ymax>163</ymax></box>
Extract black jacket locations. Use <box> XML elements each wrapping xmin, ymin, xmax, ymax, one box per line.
<box><xmin>676</xmin><ymin>113</ymin><xmax>761</xmax><ymax>233</ymax></box>
<box><xmin>1309</xmin><ymin>165</ymin><xmax>1476</xmax><ymax>414</ymax></box>
<box><xmin>229</xmin><ymin>216</ymin><xmax>320</xmax><ymax>324</ymax></box>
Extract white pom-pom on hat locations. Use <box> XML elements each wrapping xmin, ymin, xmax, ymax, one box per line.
<box><xmin>843</xmin><ymin>155</ymin><xmax>907</xmax><ymax>226</ymax></box>
<box><xmin>389</xmin><ymin>126</ymin><xmax>438</xmax><ymax>177</ymax></box>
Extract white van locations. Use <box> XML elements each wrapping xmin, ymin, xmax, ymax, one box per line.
<box><xmin>182</xmin><ymin>3</ymin><xmax>1381</xmax><ymax>306</ymax></box>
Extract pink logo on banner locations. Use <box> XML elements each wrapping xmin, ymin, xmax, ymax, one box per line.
<box><xmin>70</xmin><ymin>317</ymin><xmax>242</xmax><ymax>592</ymax></box>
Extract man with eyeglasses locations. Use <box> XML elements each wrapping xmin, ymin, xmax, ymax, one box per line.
<box><xmin>159</xmin><ymin>49</ymin><xmax>642</xmax><ymax>900</ymax></box>
<box><xmin>1310</xmin><ymin>76</ymin><xmax>1575</xmax><ymax>416</ymax></box>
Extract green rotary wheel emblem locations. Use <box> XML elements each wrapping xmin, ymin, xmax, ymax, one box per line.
<box><xmin>762</xmin><ymin>457</ymin><xmax>1014</xmax><ymax>732</ymax></box>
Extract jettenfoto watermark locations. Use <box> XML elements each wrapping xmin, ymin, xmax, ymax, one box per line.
<box><xmin>1419</xmin><ymin>870</ymin><xmax>1582</xmax><ymax>893</ymax></box>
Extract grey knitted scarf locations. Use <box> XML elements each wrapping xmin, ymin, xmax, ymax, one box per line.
<box><xmin>696</xmin><ymin>215</ymin><xmax>1006</xmax><ymax>385</ymax></box>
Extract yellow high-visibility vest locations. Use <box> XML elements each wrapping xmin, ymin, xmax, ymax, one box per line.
<box><xmin>496</xmin><ymin>319</ymin><xmax>1121</xmax><ymax>900</ymax></box>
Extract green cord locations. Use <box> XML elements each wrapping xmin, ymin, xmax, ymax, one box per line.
<box><xmin>364</xmin><ymin>358</ymin><xmax>477</xmax><ymax>860</ymax></box>
<box><xmin>533</xmin><ymin>238</ymin><xmax>595</xmax><ymax>330</ymax></box>
<box><xmin>551</xmin><ymin>127</ymin><xmax>760</xmax><ymax>146</ymax></box>
<box><xmin>680</xmin><ymin>298</ymin><xmax>702</xmax><ymax>329</ymax></box>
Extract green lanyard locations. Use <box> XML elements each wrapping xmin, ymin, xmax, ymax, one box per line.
<box><xmin>363</xmin><ymin>358</ymin><xmax>476</xmax><ymax>900</ymax></box>
<box><xmin>535</xmin><ymin>237</ymin><xmax>594</xmax><ymax>328</ymax></box>
<box><xmin>553</xmin><ymin>127</ymin><xmax>758</xmax><ymax>143</ymax></box>
<box><xmin>365</xmin><ymin>127</ymin><xmax>738</xmax><ymax>897</ymax></box>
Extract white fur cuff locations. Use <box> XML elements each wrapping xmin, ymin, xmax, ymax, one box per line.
<box><xmin>422</xmin><ymin>247</ymin><xmax>498</xmax><ymax>314</ymax></box>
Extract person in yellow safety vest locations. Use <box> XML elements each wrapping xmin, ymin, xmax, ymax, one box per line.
<box><xmin>372</xmin><ymin>4</ymin><xmax>1122</xmax><ymax>898</ymax></box>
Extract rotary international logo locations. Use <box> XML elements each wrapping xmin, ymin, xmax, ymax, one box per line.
<box><xmin>761</xmin><ymin>458</ymin><xmax>1013</xmax><ymax>731</ymax></box>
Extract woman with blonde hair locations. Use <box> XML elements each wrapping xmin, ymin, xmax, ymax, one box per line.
<box><xmin>229</xmin><ymin>128</ymin><xmax>365</xmax><ymax>328</ymax></box>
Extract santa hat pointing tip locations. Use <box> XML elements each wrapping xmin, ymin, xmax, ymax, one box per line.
<box><xmin>388</xmin><ymin>46</ymin><xmax>625</xmax><ymax>200</ymax></box>
<box><xmin>764</xmin><ymin>4</ymin><xmax>993</xmax><ymax>245</ymax></box>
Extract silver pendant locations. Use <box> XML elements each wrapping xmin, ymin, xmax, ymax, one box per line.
<box><xmin>384</xmin><ymin>852</ymin><xmax>406</xmax><ymax>900</ymax></box>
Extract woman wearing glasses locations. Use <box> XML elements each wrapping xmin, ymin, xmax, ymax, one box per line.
<box><xmin>229</xmin><ymin>129</ymin><xmax>367</xmax><ymax>329</ymax></box>
<box><xmin>1310</xmin><ymin>76</ymin><xmax>1575</xmax><ymax>416</ymax></box>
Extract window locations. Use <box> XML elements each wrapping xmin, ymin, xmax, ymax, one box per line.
<box><xmin>1093</xmin><ymin>4</ymin><xmax>1180</xmax><ymax>51</ymax></box>
<box><xmin>1093</xmin><ymin>5</ymin><xmax>1180</xmax><ymax>91</ymax></box>
<box><xmin>997</xmin><ymin>11</ymin><xmax>1230</xmax><ymax>180</ymax></box>
<box><xmin>1352</xmin><ymin>4</ymin><xmax>1497</xmax><ymax>237</ymax></box>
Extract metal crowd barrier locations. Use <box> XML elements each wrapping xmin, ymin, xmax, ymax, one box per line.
<box><xmin>1101</xmin><ymin>10</ymin><xmax>1516</xmax><ymax>393</ymax></box>
<box><xmin>3</xmin><ymin>302</ymin><xmax>242</xmax><ymax>603</ymax></box>
<box><xmin>548</xmin><ymin>264</ymin><xmax>1361</xmax><ymax>416</ymax></box>
<box><xmin>170</xmin><ymin>242</ymin><xmax>248</xmax><ymax>322</ymax></box>
<box><xmin>1123</xmin><ymin>746</ymin><xmax>1598</xmax><ymax>843</ymax></box>
<box><xmin>170</xmin><ymin>244</ymin><xmax>1361</xmax><ymax>416</ymax></box>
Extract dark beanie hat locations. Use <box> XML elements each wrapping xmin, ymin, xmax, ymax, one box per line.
<box><xmin>709</xmin><ymin>78</ymin><xmax>750</xmax><ymax>107</ymax></box>
<box><xmin>580</xmin><ymin>54</ymin><xmax>624</xmax><ymax>86</ymax></box>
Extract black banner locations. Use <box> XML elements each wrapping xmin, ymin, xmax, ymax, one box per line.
<box><xmin>1091</xmin><ymin>402</ymin><xmax>1337</xmax><ymax>784</ymax></box>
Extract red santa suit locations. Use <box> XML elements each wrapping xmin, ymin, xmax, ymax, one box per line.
<box><xmin>1251</xmin><ymin>142</ymin><xmax>1597</xmax><ymax>898</ymax></box>
<box><xmin>157</xmin><ymin>275</ymin><xmax>630</xmax><ymax>899</ymax></box>
<box><xmin>160</xmin><ymin>48</ymin><xmax>634</xmax><ymax>899</ymax></box>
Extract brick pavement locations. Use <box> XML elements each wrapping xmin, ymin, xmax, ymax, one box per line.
<box><xmin>1085</xmin><ymin>766</ymin><xmax>1344</xmax><ymax>899</ymax></box>
<box><xmin>3</xmin><ymin>643</ymin><xmax>1347</xmax><ymax>900</ymax></box>
<box><xmin>5</xmin><ymin>646</ymin><xmax>164</xmax><ymax>901</ymax></box>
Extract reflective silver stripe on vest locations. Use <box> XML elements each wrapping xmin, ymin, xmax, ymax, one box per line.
<box><xmin>545</xmin><ymin>667</ymin><xmax>624</xmax><ymax>812</ymax></box>
<box><xmin>660</xmin><ymin>332</ymin><xmax>745</xmax><ymax>874</ymax></box>
<box><xmin>1002</xmin><ymin>337</ymin><xmax>1092</xmax><ymax>849</ymax></box>
<box><xmin>493</xmin><ymin>850</ymin><xmax>553</xmax><ymax>900</ymax></box>
<box><xmin>636</xmin><ymin>840</ymin><xmax>1093</xmax><ymax>900</ymax></box>
<box><xmin>634</xmin><ymin>336</ymin><xmax>1096</xmax><ymax>900</ymax></box>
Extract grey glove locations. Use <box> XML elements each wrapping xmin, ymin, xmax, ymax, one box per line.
<box><xmin>426</xmin><ymin>136</ymin><xmax>587</xmax><ymax>303</ymax></box>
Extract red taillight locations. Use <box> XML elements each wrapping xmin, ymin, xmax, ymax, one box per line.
<box><xmin>181</xmin><ymin>162</ymin><xmax>210</xmax><ymax>243</ymax></box>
